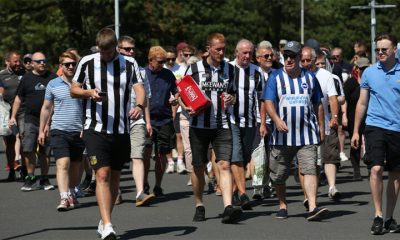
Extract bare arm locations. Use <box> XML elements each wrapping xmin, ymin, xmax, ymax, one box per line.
<box><xmin>129</xmin><ymin>83</ymin><xmax>145</xmax><ymax>120</ymax></box>
<box><xmin>38</xmin><ymin>100</ymin><xmax>53</xmax><ymax>145</ymax></box>
<box><xmin>259</xmin><ymin>101</ymin><xmax>268</xmax><ymax>137</ymax></box>
<box><xmin>70</xmin><ymin>82</ymin><xmax>101</xmax><ymax>100</ymax></box>
<box><xmin>266</xmin><ymin>100</ymin><xmax>288</xmax><ymax>133</ymax></box>
<box><xmin>341</xmin><ymin>100</ymin><xmax>348</xmax><ymax>128</ymax></box>
<box><xmin>144</xmin><ymin>98</ymin><xmax>152</xmax><ymax>137</ymax></box>
<box><xmin>316</xmin><ymin>102</ymin><xmax>325</xmax><ymax>142</ymax></box>
<box><xmin>351</xmin><ymin>89</ymin><xmax>369</xmax><ymax>149</ymax></box>
<box><xmin>9</xmin><ymin>95</ymin><xmax>22</xmax><ymax>125</ymax></box>
<box><xmin>328</xmin><ymin>95</ymin><xmax>339</xmax><ymax>129</ymax></box>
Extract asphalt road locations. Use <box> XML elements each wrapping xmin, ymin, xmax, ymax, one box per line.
<box><xmin>0</xmin><ymin>141</ymin><xmax>399</xmax><ymax>240</ymax></box>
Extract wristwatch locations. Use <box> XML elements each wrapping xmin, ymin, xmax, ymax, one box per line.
<box><xmin>136</xmin><ymin>104</ymin><xmax>144</xmax><ymax>111</ymax></box>
<box><xmin>333</xmin><ymin>114</ymin><xmax>338</xmax><ymax>118</ymax></box>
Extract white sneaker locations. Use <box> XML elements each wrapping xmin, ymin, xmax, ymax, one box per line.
<box><xmin>97</xmin><ymin>220</ymin><xmax>103</xmax><ymax>237</ymax></box>
<box><xmin>101</xmin><ymin>223</ymin><xmax>116</xmax><ymax>240</ymax></box>
<box><xmin>165</xmin><ymin>162</ymin><xmax>175</xmax><ymax>173</ymax></box>
<box><xmin>340</xmin><ymin>152</ymin><xmax>349</xmax><ymax>162</ymax></box>
<box><xmin>328</xmin><ymin>186</ymin><xmax>341</xmax><ymax>200</ymax></box>
<box><xmin>176</xmin><ymin>161</ymin><xmax>187</xmax><ymax>174</ymax></box>
<box><xmin>187</xmin><ymin>177</ymin><xmax>192</xmax><ymax>186</ymax></box>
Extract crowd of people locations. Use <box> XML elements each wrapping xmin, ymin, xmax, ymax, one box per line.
<box><xmin>0</xmin><ymin>28</ymin><xmax>399</xmax><ymax>239</ymax></box>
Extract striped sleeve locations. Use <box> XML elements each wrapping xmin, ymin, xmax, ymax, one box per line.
<box><xmin>44</xmin><ymin>82</ymin><xmax>54</xmax><ymax>101</ymax></box>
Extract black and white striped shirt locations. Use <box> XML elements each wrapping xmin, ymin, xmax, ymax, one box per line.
<box><xmin>73</xmin><ymin>53</ymin><xmax>143</xmax><ymax>134</ymax></box>
<box><xmin>228</xmin><ymin>60</ymin><xmax>262</xmax><ymax>128</ymax></box>
<box><xmin>185</xmin><ymin>60</ymin><xmax>235</xmax><ymax>129</ymax></box>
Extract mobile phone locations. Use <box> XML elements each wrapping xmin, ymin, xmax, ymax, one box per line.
<box><xmin>11</xmin><ymin>124</ymin><xmax>19</xmax><ymax>135</ymax></box>
<box><xmin>98</xmin><ymin>92</ymin><xmax>107</xmax><ymax>97</ymax></box>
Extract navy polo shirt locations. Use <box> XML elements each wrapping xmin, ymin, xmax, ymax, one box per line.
<box><xmin>146</xmin><ymin>66</ymin><xmax>177</xmax><ymax>126</ymax></box>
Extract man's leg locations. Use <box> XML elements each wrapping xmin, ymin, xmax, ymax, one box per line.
<box><xmin>303</xmin><ymin>174</ymin><xmax>318</xmax><ymax>211</ymax></box>
<box><xmin>218</xmin><ymin>160</ymin><xmax>233</xmax><ymax>207</ymax></box>
<box><xmin>4</xmin><ymin>137</ymin><xmax>16</xmax><ymax>180</ymax></box>
<box><xmin>370</xmin><ymin>165</ymin><xmax>384</xmax><ymax>217</ymax></box>
<box><xmin>231</xmin><ymin>162</ymin><xmax>246</xmax><ymax>195</ymax></box>
<box><xmin>192</xmin><ymin>164</ymin><xmax>206</xmax><ymax>206</ymax></box>
<box><xmin>385</xmin><ymin>171</ymin><xmax>400</xmax><ymax>219</ymax></box>
<box><xmin>96</xmin><ymin>166</ymin><xmax>113</xmax><ymax>225</ymax></box>
<box><xmin>56</xmin><ymin>157</ymin><xmax>70</xmax><ymax>194</ymax></box>
<box><xmin>154</xmin><ymin>154</ymin><xmax>167</xmax><ymax>187</ymax></box>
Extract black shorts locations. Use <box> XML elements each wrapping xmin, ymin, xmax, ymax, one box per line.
<box><xmin>152</xmin><ymin>123</ymin><xmax>175</xmax><ymax>155</ymax></box>
<box><xmin>321</xmin><ymin>128</ymin><xmax>340</xmax><ymax>164</ymax></box>
<box><xmin>50</xmin><ymin>130</ymin><xmax>85</xmax><ymax>162</ymax></box>
<box><xmin>82</xmin><ymin>129</ymin><xmax>130</xmax><ymax>171</ymax></box>
<box><xmin>174</xmin><ymin>112</ymin><xmax>181</xmax><ymax>134</ymax></box>
<box><xmin>189</xmin><ymin>127</ymin><xmax>232</xmax><ymax>167</ymax></box>
<box><xmin>364</xmin><ymin>125</ymin><xmax>400</xmax><ymax>171</ymax></box>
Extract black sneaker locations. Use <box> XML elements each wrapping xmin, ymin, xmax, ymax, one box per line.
<box><xmin>193</xmin><ymin>206</ymin><xmax>206</xmax><ymax>222</ymax></box>
<box><xmin>275</xmin><ymin>208</ymin><xmax>288</xmax><ymax>219</ymax></box>
<box><xmin>80</xmin><ymin>176</ymin><xmax>92</xmax><ymax>190</ymax></box>
<box><xmin>232</xmin><ymin>191</ymin><xmax>240</xmax><ymax>206</ymax></box>
<box><xmin>384</xmin><ymin>217</ymin><xmax>400</xmax><ymax>233</ymax></box>
<box><xmin>7</xmin><ymin>170</ymin><xmax>16</xmax><ymax>182</ymax></box>
<box><xmin>239</xmin><ymin>193</ymin><xmax>252</xmax><ymax>210</ymax></box>
<box><xmin>83</xmin><ymin>180</ymin><xmax>96</xmax><ymax>194</ymax></box>
<box><xmin>143</xmin><ymin>183</ymin><xmax>150</xmax><ymax>195</ymax></box>
<box><xmin>21</xmin><ymin>176</ymin><xmax>40</xmax><ymax>192</ymax></box>
<box><xmin>18</xmin><ymin>166</ymin><xmax>27</xmax><ymax>182</ymax></box>
<box><xmin>221</xmin><ymin>205</ymin><xmax>242</xmax><ymax>224</ymax></box>
<box><xmin>307</xmin><ymin>207</ymin><xmax>329</xmax><ymax>221</ymax></box>
<box><xmin>40</xmin><ymin>178</ymin><xmax>55</xmax><ymax>190</ymax></box>
<box><xmin>303</xmin><ymin>199</ymin><xmax>309</xmax><ymax>211</ymax></box>
<box><xmin>371</xmin><ymin>216</ymin><xmax>384</xmax><ymax>235</ymax></box>
<box><xmin>153</xmin><ymin>186</ymin><xmax>165</xmax><ymax>198</ymax></box>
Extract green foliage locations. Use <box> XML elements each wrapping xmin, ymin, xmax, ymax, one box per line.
<box><xmin>0</xmin><ymin>0</ymin><xmax>399</xmax><ymax>68</ymax></box>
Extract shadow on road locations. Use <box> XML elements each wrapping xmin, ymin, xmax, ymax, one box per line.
<box><xmin>120</xmin><ymin>226</ymin><xmax>197</xmax><ymax>239</ymax></box>
<box><xmin>2</xmin><ymin>226</ymin><xmax>97</xmax><ymax>240</ymax></box>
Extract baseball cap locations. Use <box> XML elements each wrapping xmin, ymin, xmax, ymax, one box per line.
<box><xmin>355</xmin><ymin>57</ymin><xmax>370</xmax><ymax>68</ymax></box>
<box><xmin>176</xmin><ymin>42</ymin><xmax>188</xmax><ymax>51</ymax></box>
<box><xmin>23</xmin><ymin>53</ymin><xmax>32</xmax><ymax>60</ymax></box>
<box><xmin>279</xmin><ymin>39</ymin><xmax>288</xmax><ymax>45</ymax></box>
<box><xmin>283</xmin><ymin>41</ymin><xmax>302</xmax><ymax>54</ymax></box>
<box><xmin>305</xmin><ymin>38</ymin><xmax>320</xmax><ymax>52</ymax></box>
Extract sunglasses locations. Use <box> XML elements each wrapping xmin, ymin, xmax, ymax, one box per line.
<box><xmin>24</xmin><ymin>59</ymin><xmax>32</xmax><ymax>64</ymax></box>
<box><xmin>374</xmin><ymin>48</ymin><xmax>388</xmax><ymax>54</ymax></box>
<box><xmin>120</xmin><ymin>47</ymin><xmax>135</xmax><ymax>52</ymax></box>
<box><xmin>32</xmin><ymin>59</ymin><xmax>47</xmax><ymax>64</ymax></box>
<box><xmin>183</xmin><ymin>53</ymin><xmax>194</xmax><ymax>57</ymax></box>
<box><xmin>166</xmin><ymin>58</ymin><xmax>176</xmax><ymax>62</ymax></box>
<box><xmin>301</xmin><ymin>59</ymin><xmax>312</xmax><ymax>63</ymax></box>
<box><xmin>157</xmin><ymin>60</ymin><xmax>166</xmax><ymax>64</ymax></box>
<box><xmin>62</xmin><ymin>62</ymin><xmax>77</xmax><ymax>68</ymax></box>
<box><xmin>283</xmin><ymin>53</ymin><xmax>297</xmax><ymax>60</ymax></box>
<box><xmin>262</xmin><ymin>54</ymin><xmax>273</xmax><ymax>59</ymax></box>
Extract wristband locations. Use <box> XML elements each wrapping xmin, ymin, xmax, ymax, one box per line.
<box><xmin>136</xmin><ymin>104</ymin><xmax>144</xmax><ymax>111</ymax></box>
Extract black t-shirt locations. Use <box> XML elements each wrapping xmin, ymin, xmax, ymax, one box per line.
<box><xmin>16</xmin><ymin>71</ymin><xmax>57</xmax><ymax>123</ymax></box>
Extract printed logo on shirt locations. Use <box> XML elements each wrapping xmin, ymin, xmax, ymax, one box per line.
<box><xmin>34</xmin><ymin>83</ymin><xmax>46</xmax><ymax>91</ymax></box>
<box><xmin>200</xmin><ymin>80</ymin><xmax>228</xmax><ymax>91</ymax></box>
<box><xmin>301</xmin><ymin>82</ymin><xmax>308</xmax><ymax>89</ymax></box>
<box><xmin>89</xmin><ymin>156</ymin><xmax>98</xmax><ymax>166</ymax></box>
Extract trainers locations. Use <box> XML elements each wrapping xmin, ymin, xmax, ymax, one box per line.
<box><xmin>252</xmin><ymin>188</ymin><xmax>262</xmax><ymax>200</ymax></box>
<box><xmin>13</xmin><ymin>160</ymin><xmax>22</xmax><ymax>171</ymax></box>
<box><xmin>371</xmin><ymin>216</ymin><xmax>384</xmax><ymax>235</ymax></box>
<box><xmin>83</xmin><ymin>180</ymin><xmax>96</xmax><ymax>194</ymax></box>
<box><xmin>303</xmin><ymin>199</ymin><xmax>309</xmax><ymax>211</ymax></box>
<box><xmin>153</xmin><ymin>186</ymin><xmax>165</xmax><ymax>198</ymax></box>
<box><xmin>340</xmin><ymin>152</ymin><xmax>349</xmax><ymax>162</ymax></box>
<box><xmin>21</xmin><ymin>176</ymin><xmax>40</xmax><ymax>192</ymax></box>
<box><xmin>97</xmin><ymin>220</ymin><xmax>103</xmax><ymax>237</ymax></box>
<box><xmin>232</xmin><ymin>191</ymin><xmax>240</xmax><ymax>206</ymax></box>
<box><xmin>328</xmin><ymin>186</ymin><xmax>341</xmax><ymax>201</ymax></box>
<box><xmin>165</xmin><ymin>162</ymin><xmax>175</xmax><ymax>173</ymax></box>
<box><xmin>187</xmin><ymin>178</ymin><xmax>192</xmax><ymax>186</ymax></box>
<box><xmin>74</xmin><ymin>185</ymin><xmax>86</xmax><ymax>198</ymax></box>
<box><xmin>40</xmin><ymin>178</ymin><xmax>55</xmax><ymax>190</ymax></box>
<box><xmin>80</xmin><ymin>176</ymin><xmax>92</xmax><ymax>190</ymax></box>
<box><xmin>4</xmin><ymin>163</ymin><xmax>10</xmax><ymax>171</ymax></box>
<box><xmin>143</xmin><ymin>183</ymin><xmax>150</xmax><ymax>195</ymax></box>
<box><xmin>57</xmin><ymin>198</ymin><xmax>72</xmax><ymax>211</ymax></box>
<box><xmin>263</xmin><ymin>185</ymin><xmax>274</xmax><ymax>199</ymax></box>
<box><xmin>67</xmin><ymin>195</ymin><xmax>79</xmax><ymax>208</ymax></box>
<box><xmin>276</xmin><ymin>208</ymin><xmax>288</xmax><ymax>219</ymax></box>
<box><xmin>384</xmin><ymin>217</ymin><xmax>400</xmax><ymax>233</ymax></box>
<box><xmin>101</xmin><ymin>223</ymin><xmax>116</xmax><ymax>240</ymax></box>
<box><xmin>193</xmin><ymin>206</ymin><xmax>206</xmax><ymax>222</ymax></box>
<box><xmin>307</xmin><ymin>207</ymin><xmax>329</xmax><ymax>221</ymax></box>
<box><xmin>136</xmin><ymin>192</ymin><xmax>155</xmax><ymax>207</ymax></box>
<box><xmin>176</xmin><ymin>161</ymin><xmax>187</xmax><ymax>174</ymax></box>
<box><xmin>221</xmin><ymin>205</ymin><xmax>242</xmax><ymax>224</ymax></box>
<box><xmin>239</xmin><ymin>193</ymin><xmax>252</xmax><ymax>210</ymax></box>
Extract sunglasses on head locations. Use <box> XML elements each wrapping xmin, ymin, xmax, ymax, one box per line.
<box><xmin>283</xmin><ymin>53</ymin><xmax>297</xmax><ymax>60</ymax></box>
<box><xmin>62</xmin><ymin>62</ymin><xmax>77</xmax><ymax>68</ymax></box>
<box><xmin>120</xmin><ymin>47</ymin><xmax>135</xmax><ymax>52</ymax></box>
<box><xmin>374</xmin><ymin>48</ymin><xmax>388</xmax><ymax>54</ymax></box>
<box><xmin>32</xmin><ymin>59</ymin><xmax>47</xmax><ymax>64</ymax></box>
<box><xmin>166</xmin><ymin>58</ymin><xmax>176</xmax><ymax>62</ymax></box>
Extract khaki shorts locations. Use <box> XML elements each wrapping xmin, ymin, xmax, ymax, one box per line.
<box><xmin>130</xmin><ymin>124</ymin><xmax>151</xmax><ymax>159</ymax></box>
<box><xmin>269</xmin><ymin>145</ymin><xmax>318</xmax><ymax>185</ymax></box>
<box><xmin>321</xmin><ymin>129</ymin><xmax>340</xmax><ymax>164</ymax></box>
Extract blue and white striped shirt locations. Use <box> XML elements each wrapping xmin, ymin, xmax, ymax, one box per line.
<box><xmin>45</xmin><ymin>77</ymin><xmax>83</xmax><ymax>132</ymax></box>
<box><xmin>261</xmin><ymin>68</ymin><xmax>323</xmax><ymax>146</ymax></box>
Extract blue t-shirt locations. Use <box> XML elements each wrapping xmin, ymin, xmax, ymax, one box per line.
<box><xmin>45</xmin><ymin>77</ymin><xmax>83</xmax><ymax>132</ymax></box>
<box><xmin>146</xmin><ymin>67</ymin><xmax>177</xmax><ymax>126</ymax></box>
<box><xmin>360</xmin><ymin>61</ymin><xmax>400</xmax><ymax>132</ymax></box>
<box><xmin>261</xmin><ymin>68</ymin><xmax>323</xmax><ymax>146</ymax></box>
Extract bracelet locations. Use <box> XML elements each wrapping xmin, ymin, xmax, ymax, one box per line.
<box><xmin>136</xmin><ymin>104</ymin><xmax>144</xmax><ymax>111</ymax></box>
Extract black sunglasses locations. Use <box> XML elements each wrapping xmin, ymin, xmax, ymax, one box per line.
<box><xmin>166</xmin><ymin>58</ymin><xmax>176</xmax><ymax>62</ymax></box>
<box><xmin>32</xmin><ymin>59</ymin><xmax>47</xmax><ymax>64</ymax></box>
<box><xmin>120</xmin><ymin>47</ymin><xmax>135</xmax><ymax>52</ymax></box>
<box><xmin>374</xmin><ymin>48</ymin><xmax>388</xmax><ymax>54</ymax></box>
<box><xmin>283</xmin><ymin>53</ymin><xmax>297</xmax><ymax>60</ymax></box>
<box><xmin>62</xmin><ymin>62</ymin><xmax>77</xmax><ymax>68</ymax></box>
<box><xmin>157</xmin><ymin>60</ymin><xmax>166</xmax><ymax>64</ymax></box>
<box><xmin>263</xmin><ymin>54</ymin><xmax>273</xmax><ymax>59</ymax></box>
<box><xmin>183</xmin><ymin>53</ymin><xmax>194</xmax><ymax>57</ymax></box>
<box><xmin>23</xmin><ymin>59</ymin><xmax>31</xmax><ymax>64</ymax></box>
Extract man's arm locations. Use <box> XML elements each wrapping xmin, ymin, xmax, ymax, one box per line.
<box><xmin>316</xmin><ymin>102</ymin><xmax>325</xmax><ymax>142</ymax></box>
<box><xmin>70</xmin><ymin>82</ymin><xmax>102</xmax><ymax>100</ymax></box>
<box><xmin>259</xmin><ymin>101</ymin><xmax>268</xmax><ymax>137</ymax></box>
<box><xmin>9</xmin><ymin>95</ymin><xmax>22</xmax><ymax>126</ymax></box>
<box><xmin>38</xmin><ymin>100</ymin><xmax>53</xmax><ymax>145</ymax></box>
<box><xmin>328</xmin><ymin>95</ymin><xmax>339</xmax><ymax>129</ymax></box>
<box><xmin>351</xmin><ymin>89</ymin><xmax>369</xmax><ymax>149</ymax></box>
<box><xmin>266</xmin><ymin>100</ymin><xmax>288</xmax><ymax>133</ymax></box>
<box><xmin>129</xmin><ymin>83</ymin><xmax>145</xmax><ymax>120</ymax></box>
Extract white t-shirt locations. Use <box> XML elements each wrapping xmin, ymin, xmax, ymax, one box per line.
<box><xmin>315</xmin><ymin>68</ymin><xmax>338</xmax><ymax>135</ymax></box>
